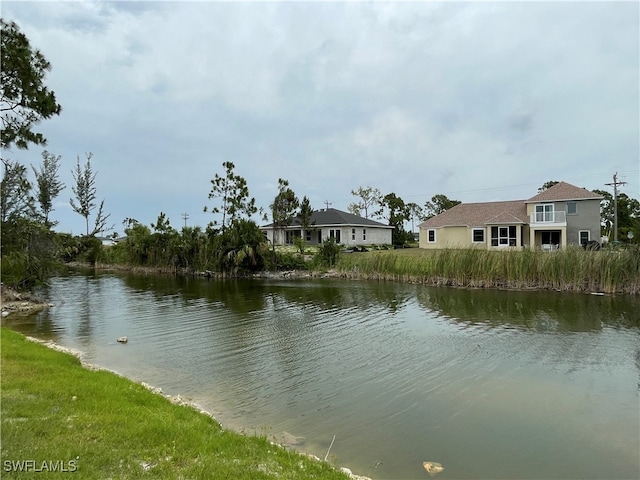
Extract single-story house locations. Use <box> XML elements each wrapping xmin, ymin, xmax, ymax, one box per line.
<box><xmin>261</xmin><ymin>208</ymin><xmax>393</xmax><ymax>246</ymax></box>
<box><xmin>419</xmin><ymin>182</ymin><xmax>602</xmax><ymax>250</ymax></box>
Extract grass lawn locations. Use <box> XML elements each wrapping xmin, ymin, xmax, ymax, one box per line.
<box><xmin>0</xmin><ymin>328</ymin><xmax>350</xmax><ymax>479</ymax></box>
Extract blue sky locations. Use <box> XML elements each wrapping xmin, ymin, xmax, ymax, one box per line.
<box><xmin>2</xmin><ymin>1</ymin><xmax>638</xmax><ymax>235</ymax></box>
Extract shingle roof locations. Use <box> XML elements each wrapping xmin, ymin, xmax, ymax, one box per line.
<box><xmin>262</xmin><ymin>208</ymin><xmax>392</xmax><ymax>229</ymax></box>
<box><xmin>419</xmin><ymin>200</ymin><xmax>528</xmax><ymax>228</ymax></box>
<box><xmin>419</xmin><ymin>181</ymin><xmax>602</xmax><ymax>229</ymax></box>
<box><xmin>525</xmin><ymin>181</ymin><xmax>602</xmax><ymax>203</ymax></box>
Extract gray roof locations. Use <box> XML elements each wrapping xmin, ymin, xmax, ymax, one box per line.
<box><xmin>262</xmin><ymin>208</ymin><xmax>392</xmax><ymax>229</ymax></box>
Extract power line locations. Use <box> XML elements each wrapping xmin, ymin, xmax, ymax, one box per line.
<box><xmin>605</xmin><ymin>172</ymin><xmax>628</xmax><ymax>243</ymax></box>
<box><xmin>181</xmin><ymin>212</ymin><xmax>189</xmax><ymax>228</ymax></box>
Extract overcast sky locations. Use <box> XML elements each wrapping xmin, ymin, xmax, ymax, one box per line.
<box><xmin>3</xmin><ymin>1</ymin><xmax>639</xmax><ymax>235</ymax></box>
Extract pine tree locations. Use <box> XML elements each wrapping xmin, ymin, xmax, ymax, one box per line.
<box><xmin>32</xmin><ymin>150</ymin><xmax>65</xmax><ymax>227</ymax></box>
<box><xmin>70</xmin><ymin>153</ymin><xmax>111</xmax><ymax>236</ymax></box>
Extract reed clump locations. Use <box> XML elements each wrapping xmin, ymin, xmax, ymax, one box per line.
<box><xmin>335</xmin><ymin>246</ymin><xmax>640</xmax><ymax>295</ymax></box>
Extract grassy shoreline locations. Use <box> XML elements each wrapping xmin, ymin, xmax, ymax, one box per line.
<box><xmin>72</xmin><ymin>244</ymin><xmax>640</xmax><ymax>295</ymax></box>
<box><xmin>0</xmin><ymin>328</ymin><xmax>355</xmax><ymax>480</ymax></box>
<box><xmin>334</xmin><ymin>246</ymin><xmax>640</xmax><ymax>295</ymax></box>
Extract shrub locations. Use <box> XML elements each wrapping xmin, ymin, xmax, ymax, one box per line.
<box><xmin>275</xmin><ymin>251</ymin><xmax>308</xmax><ymax>270</ymax></box>
<box><xmin>315</xmin><ymin>238</ymin><xmax>341</xmax><ymax>268</ymax></box>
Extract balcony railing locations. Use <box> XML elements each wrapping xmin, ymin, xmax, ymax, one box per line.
<box><xmin>529</xmin><ymin>211</ymin><xmax>566</xmax><ymax>224</ymax></box>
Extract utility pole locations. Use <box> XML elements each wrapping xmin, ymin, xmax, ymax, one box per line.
<box><xmin>324</xmin><ymin>200</ymin><xmax>332</xmax><ymax>210</ymax></box>
<box><xmin>181</xmin><ymin>212</ymin><xmax>189</xmax><ymax>228</ymax></box>
<box><xmin>605</xmin><ymin>172</ymin><xmax>627</xmax><ymax>243</ymax></box>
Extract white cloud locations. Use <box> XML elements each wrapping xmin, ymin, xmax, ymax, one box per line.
<box><xmin>2</xmin><ymin>0</ymin><xmax>637</xmax><ymax>234</ymax></box>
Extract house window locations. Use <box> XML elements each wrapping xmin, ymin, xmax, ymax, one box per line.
<box><xmin>472</xmin><ymin>228</ymin><xmax>485</xmax><ymax>243</ymax></box>
<box><xmin>567</xmin><ymin>202</ymin><xmax>577</xmax><ymax>215</ymax></box>
<box><xmin>285</xmin><ymin>230</ymin><xmax>301</xmax><ymax>244</ymax></box>
<box><xmin>352</xmin><ymin>228</ymin><xmax>356</xmax><ymax>241</ymax></box>
<box><xmin>363</xmin><ymin>229</ymin><xmax>366</xmax><ymax>241</ymax></box>
<box><xmin>579</xmin><ymin>230</ymin><xmax>590</xmax><ymax>245</ymax></box>
<box><xmin>329</xmin><ymin>229</ymin><xmax>341</xmax><ymax>243</ymax></box>
<box><xmin>491</xmin><ymin>226</ymin><xmax>517</xmax><ymax>246</ymax></box>
<box><xmin>305</xmin><ymin>230</ymin><xmax>312</xmax><ymax>242</ymax></box>
<box><xmin>427</xmin><ymin>229</ymin><xmax>436</xmax><ymax>243</ymax></box>
<box><xmin>535</xmin><ymin>204</ymin><xmax>555</xmax><ymax>222</ymax></box>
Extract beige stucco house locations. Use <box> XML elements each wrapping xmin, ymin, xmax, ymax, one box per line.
<box><xmin>262</xmin><ymin>208</ymin><xmax>393</xmax><ymax>247</ymax></box>
<box><xmin>419</xmin><ymin>182</ymin><xmax>602</xmax><ymax>250</ymax></box>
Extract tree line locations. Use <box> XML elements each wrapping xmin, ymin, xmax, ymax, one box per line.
<box><xmin>2</xmin><ymin>19</ymin><xmax>638</xmax><ymax>290</ymax></box>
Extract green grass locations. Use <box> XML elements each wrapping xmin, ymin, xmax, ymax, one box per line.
<box><xmin>0</xmin><ymin>328</ymin><xmax>350</xmax><ymax>479</ymax></box>
<box><xmin>335</xmin><ymin>246</ymin><xmax>640</xmax><ymax>294</ymax></box>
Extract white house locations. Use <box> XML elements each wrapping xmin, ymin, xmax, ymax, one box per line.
<box><xmin>261</xmin><ymin>208</ymin><xmax>393</xmax><ymax>246</ymax></box>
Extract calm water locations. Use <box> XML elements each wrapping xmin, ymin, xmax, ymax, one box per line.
<box><xmin>4</xmin><ymin>270</ymin><xmax>639</xmax><ymax>479</ymax></box>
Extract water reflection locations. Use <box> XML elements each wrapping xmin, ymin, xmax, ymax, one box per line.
<box><xmin>3</xmin><ymin>272</ymin><xmax>639</xmax><ymax>480</ymax></box>
<box><xmin>417</xmin><ymin>287</ymin><xmax>640</xmax><ymax>332</ymax></box>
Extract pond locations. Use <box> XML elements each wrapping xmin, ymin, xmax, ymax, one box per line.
<box><xmin>3</xmin><ymin>270</ymin><xmax>639</xmax><ymax>479</ymax></box>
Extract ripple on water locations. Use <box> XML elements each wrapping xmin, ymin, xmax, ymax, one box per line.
<box><xmin>9</xmin><ymin>274</ymin><xmax>639</xmax><ymax>480</ymax></box>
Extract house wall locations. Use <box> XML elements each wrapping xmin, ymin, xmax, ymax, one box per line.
<box><xmin>419</xmin><ymin>225</ymin><xmax>531</xmax><ymax>250</ymax></box>
<box><xmin>419</xmin><ymin>226</ymin><xmax>472</xmax><ymax>249</ymax></box>
<box><xmin>318</xmin><ymin>226</ymin><xmax>392</xmax><ymax>246</ymax></box>
<box><xmin>527</xmin><ymin>198</ymin><xmax>601</xmax><ymax>247</ymax></box>
<box><xmin>566</xmin><ymin>199</ymin><xmax>601</xmax><ymax>245</ymax></box>
<box><xmin>329</xmin><ymin>226</ymin><xmax>392</xmax><ymax>246</ymax></box>
<box><xmin>263</xmin><ymin>226</ymin><xmax>392</xmax><ymax>246</ymax></box>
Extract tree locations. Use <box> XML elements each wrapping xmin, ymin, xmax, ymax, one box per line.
<box><xmin>1</xmin><ymin>19</ymin><xmax>62</xmax><ymax>153</ymax></box>
<box><xmin>348</xmin><ymin>186</ymin><xmax>382</xmax><ymax>219</ymax></box>
<box><xmin>149</xmin><ymin>212</ymin><xmax>179</xmax><ymax>266</ymax></box>
<box><xmin>376</xmin><ymin>192</ymin><xmax>410</xmax><ymax>245</ymax></box>
<box><xmin>0</xmin><ymin>160</ymin><xmax>57</xmax><ymax>289</ymax></box>
<box><xmin>593</xmin><ymin>189</ymin><xmax>640</xmax><ymax>242</ymax></box>
<box><xmin>423</xmin><ymin>194</ymin><xmax>461</xmax><ymax>219</ymax></box>
<box><xmin>271</xmin><ymin>178</ymin><xmax>299</xmax><ymax>248</ymax></box>
<box><xmin>204</xmin><ymin>161</ymin><xmax>257</xmax><ymax>232</ymax></box>
<box><xmin>0</xmin><ymin>160</ymin><xmax>35</xmax><ymax>223</ymax></box>
<box><xmin>406</xmin><ymin>202</ymin><xmax>423</xmax><ymax>235</ymax></box>
<box><xmin>70</xmin><ymin>153</ymin><xmax>112</xmax><ymax>236</ymax></box>
<box><xmin>218</xmin><ymin>219</ymin><xmax>267</xmax><ymax>273</ymax></box>
<box><xmin>538</xmin><ymin>180</ymin><xmax>560</xmax><ymax>193</ymax></box>
<box><xmin>0</xmin><ymin>21</ymin><xmax>63</xmax><ymax>288</ymax></box>
<box><xmin>295</xmin><ymin>195</ymin><xmax>315</xmax><ymax>253</ymax></box>
<box><xmin>32</xmin><ymin>150</ymin><xmax>64</xmax><ymax>227</ymax></box>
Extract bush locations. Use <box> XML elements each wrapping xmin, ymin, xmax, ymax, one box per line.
<box><xmin>315</xmin><ymin>238</ymin><xmax>341</xmax><ymax>268</ymax></box>
<box><xmin>78</xmin><ymin>236</ymin><xmax>103</xmax><ymax>265</ymax></box>
<box><xmin>275</xmin><ymin>251</ymin><xmax>308</xmax><ymax>270</ymax></box>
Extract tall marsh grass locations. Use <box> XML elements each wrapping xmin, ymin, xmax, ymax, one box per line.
<box><xmin>335</xmin><ymin>246</ymin><xmax>640</xmax><ymax>294</ymax></box>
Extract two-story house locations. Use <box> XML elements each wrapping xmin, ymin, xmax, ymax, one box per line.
<box><xmin>419</xmin><ymin>182</ymin><xmax>602</xmax><ymax>250</ymax></box>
